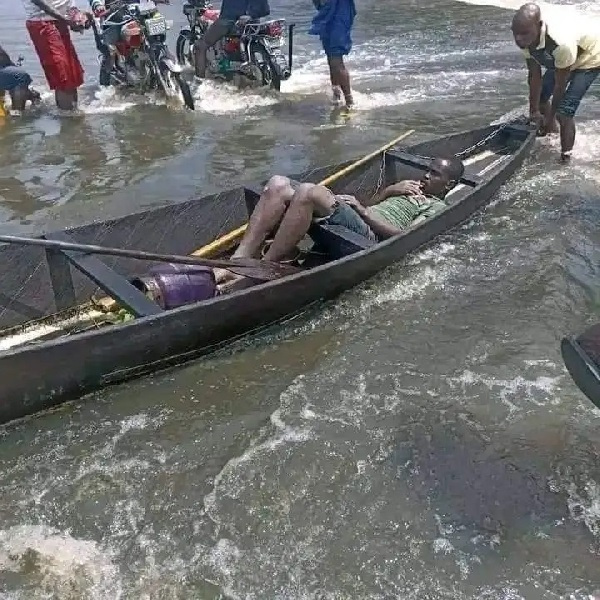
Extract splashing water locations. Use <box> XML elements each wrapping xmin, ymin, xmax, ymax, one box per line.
<box><xmin>0</xmin><ymin>525</ymin><xmax>122</xmax><ymax>600</ymax></box>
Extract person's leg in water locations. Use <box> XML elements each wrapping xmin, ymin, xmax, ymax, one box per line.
<box><xmin>26</xmin><ymin>20</ymin><xmax>84</xmax><ymax>111</ymax></box>
<box><xmin>194</xmin><ymin>18</ymin><xmax>233</xmax><ymax>79</ymax></box>
<box><xmin>327</xmin><ymin>55</ymin><xmax>352</xmax><ymax>108</ymax></box>
<box><xmin>213</xmin><ymin>175</ymin><xmax>297</xmax><ymax>284</ymax></box>
<box><xmin>555</xmin><ymin>69</ymin><xmax>600</xmax><ymax>161</ymax></box>
<box><xmin>320</xmin><ymin>5</ymin><xmax>355</xmax><ymax>108</ymax></box>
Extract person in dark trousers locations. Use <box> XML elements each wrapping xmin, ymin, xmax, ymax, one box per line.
<box><xmin>194</xmin><ymin>0</ymin><xmax>271</xmax><ymax>80</ymax></box>
<box><xmin>309</xmin><ymin>0</ymin><xmax>356</xmax><ymax>109</ymax></box>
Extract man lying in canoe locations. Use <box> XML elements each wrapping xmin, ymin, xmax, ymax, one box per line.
<box><xmin>215</xmin><ymin>156</ymin><xmax>464</xmax><ymax>283</ymax></box>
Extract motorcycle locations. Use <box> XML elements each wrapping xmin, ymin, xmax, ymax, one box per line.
<box><xmin>175</xmin><ymin>0</ymin><xmax>294</xmax><ymax>91</ymax></box>
<box><xmin>90</xmin><ymin>0</ymin><xmax>195</xmax><ymax>110</ymax></box>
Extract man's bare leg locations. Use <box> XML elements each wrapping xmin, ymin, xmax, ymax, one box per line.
<box><xmin>214</xmin><ymin>176</ymin><xmax>296</xmax><ymax>284</ymax></box>
<box><xmin>557</xmin><ymin>113</ymin><xmax>576</xmax><ymax>160</ymax></box>
<box><xmin>263</xmin><ymin>184</ymin><xmax>337</xmax><ymax>262</ymax></box>
<box><xmin>327</xmin><ymin>56</ymin><xmax>353</xmax><ymax>108</ymax></box>
<box><xmin>55</xmin><ymin>89</ymin><xmax>77</xmax><ymax>111</ymax></box>
<box><xmin>9</xmin><ymin>86</ymin><xmax>28</xmax><ymax>111</ymax></box>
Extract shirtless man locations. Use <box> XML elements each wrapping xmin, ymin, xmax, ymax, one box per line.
<box><xmin>511</xmin><ymin>3</ymin><xmax>600</xmax><ymax>161</ymax></box>
<box><xmin>215</xmin><ymin>156</ymin><xmax>464</xmax><ymax>283</ymax></box>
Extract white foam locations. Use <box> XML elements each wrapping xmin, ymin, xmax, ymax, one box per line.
<box><xmin>0</xmin><ymin>524</ymin><xmax>122</xmax><ymax>599</ymax></box>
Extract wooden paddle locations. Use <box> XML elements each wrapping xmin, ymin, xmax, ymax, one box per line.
<box><xmin>193</xmin><ymin>129</ymin><xmax>416</xmax><ymax>258</ymax></box>
<box><xmin>0</xmin><ymin>235</ymin><xmax>298</xmax><ymax>282</ymax></box>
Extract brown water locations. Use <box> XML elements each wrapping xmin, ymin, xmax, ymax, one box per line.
<box><xmin>1</xmin><ymin>0</ymin><xmax>600</xmax><ymax>598</ymax></box>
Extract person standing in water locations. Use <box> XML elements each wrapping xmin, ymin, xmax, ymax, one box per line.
<box><xmin>309</xmin><ymin>0</ymin><xmax>356</xmax><ymax>110</ymax></box>
<box><xmin>21</xmin><ymin>0</ymin><xmax>88</xmax><ymax>111</ymax></box>
<box><xmin>511</xmin><ymin>2</ymin><xmax>600</xmax><ymax>162</ymax></box>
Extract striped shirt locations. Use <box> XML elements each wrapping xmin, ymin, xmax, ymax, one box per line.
<box><xmin>368</xmin><ymin>194</ymin><xmax>446</xmax><ymax>229</ymax></box>
<box><xmin>22</xmin><ymin>0</ymin><xmax>74</xmax><ymax>20</ymax></box>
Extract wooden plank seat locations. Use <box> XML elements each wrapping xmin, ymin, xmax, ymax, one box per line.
<box><xmin>44</xmin><ymin>231</ymin><xmax>163</xmax><ymax>317</ymax></box>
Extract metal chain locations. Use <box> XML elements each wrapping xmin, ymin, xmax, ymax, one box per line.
<box><xmin>370</xmin><ymin>121</ymin><xmax>510</xmax><ymax>199</ymax></box>
<box><xmin>455</xmin><ymin>123</ymin><xmax>508</xmax><ymax>159</ymax></box>
<box><xmin>410</xmin><ymin>123</ymin><xmax>509</xmax><ymax>163</ymax></box>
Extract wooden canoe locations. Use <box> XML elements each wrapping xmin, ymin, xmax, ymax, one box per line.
<box><xmin>561</xmin><ymin>324</ymin><xmax>600</xmax><ymax>408</ymax></box>
<box><xmin>0</xmin><ymin>119</ymin><xmax>536</xmax><ymax>424</ymax></box>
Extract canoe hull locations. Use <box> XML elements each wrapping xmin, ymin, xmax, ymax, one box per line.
<box><xmin>0</xmin><ymin>121</ymin><xmax>536</xmax><ymax>424</ymax></box>
<box><xmin>561</xmin><ymin>334</ymin><xmax>600</xmax><ymax>409</ymax></box>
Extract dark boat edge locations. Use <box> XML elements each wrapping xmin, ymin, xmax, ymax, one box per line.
<box><xmin>0</xmin><ymin>120</ymin><xmax>537</xmax><ymax>426</ymax></box>
<box><xmin>560</xmin><ymin>335</ymin><xmax>600</xmax><ymax>409</ymax></box>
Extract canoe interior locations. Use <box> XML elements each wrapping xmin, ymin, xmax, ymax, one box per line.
<box><xmin>0</xmin><ymin>123</ymin><xmax>527</xmax><ymax>336</ymax></box>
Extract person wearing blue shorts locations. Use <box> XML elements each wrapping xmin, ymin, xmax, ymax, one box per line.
<box><xmin>309</xmin><ymin>0</ymin><xmax>356</xmax><ymax>109</ymax></box>
<box><xmin>0</xmin><ymin>45</ymin><xmax>39</xmax><ymax>113</ymax></box>
<box><xmin>511</xmin><ymin>3</ymin><xmax>600</xmax><ymax>162</ymax></box>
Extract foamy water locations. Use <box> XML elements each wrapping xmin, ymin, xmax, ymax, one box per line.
<box><xmin>1</xmin><ymin>0</ymin><xmax>600</xmax><ymax>598</ymax></box>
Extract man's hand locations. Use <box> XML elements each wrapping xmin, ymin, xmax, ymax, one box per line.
<box><xmin>340</xmin><ymin>195</ymin><xmax>367</xmax><ymax>217</ymax></box>
<box><xmin>392</xmin><ymin>180</ymin><xmax>423</xmax><ymax>196</ymax></box>
<box><xmin>69</xmin><ymin>20</ymin><xmax>85</xmax><ymax>32</ymax></box>
<box><xmin>529</xmin><ymin>110</ymin><xmax>544</xmax><ymax>128</ymax></box>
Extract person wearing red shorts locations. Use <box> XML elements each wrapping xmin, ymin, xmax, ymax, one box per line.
<box><xmin>22</xmin><ymin>0</ymin><xmax>87</xmax><ymax>110</ymax></box>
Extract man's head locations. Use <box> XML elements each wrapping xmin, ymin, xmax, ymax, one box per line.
<box><xmin>511</xmin><ymin>3</ymin><xmax>542</xmax><ymax>49</ymax></box>
<box><xmin>421</xmin><ymin>157</ymin><xmax>465</xmax><ymax>198</ymax></box>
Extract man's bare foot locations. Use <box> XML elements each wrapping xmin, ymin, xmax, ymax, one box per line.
<box><xmin>213</xmin><ymin>267</ymin><xmax>236</xmax><ymax>285</ymax></box>
<box><xmin>560</xmin><ymin>151</ymin><xmax>572</xmax><ymax>164</ymax></box>
<box><xmin>331</xmin><ymin>85</ymin><xmax>344</xmax><ymax>107</ymax></box>
<box><xmin>217</xmin><ymin>274</ymin><xmax>245</xmax><ymax>294</ymax></box>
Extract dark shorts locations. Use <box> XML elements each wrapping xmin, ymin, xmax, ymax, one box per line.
<box><xmin>203</xmin><ymin>18</ymin><xmax>237</xmax><ymax>46</ymax></box>
<box><xmin>319</xmin><ymin>199</ymin><xmax>377</xmax><ymax>241</ymax></box>
<box><xmin>0</xmin><ymin>66</ymin><xmax>31</xmax><ymax>91</ymax></box>
<box><xmin>540</xmin><ymin>68</ymin><xmax>600</xmax><ymax>117</ymax></box>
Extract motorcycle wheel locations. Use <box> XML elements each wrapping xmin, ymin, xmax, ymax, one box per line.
<box><xmin>176</xmin><ymin>29</ymin><xmax>195</xmax><ymax>68</ymax></box>
<box><xmin>250</xmin><ymin>42</ymin><xmax>281</xmax><ymax>92</ymax></box>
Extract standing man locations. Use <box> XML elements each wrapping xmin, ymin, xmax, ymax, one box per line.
<box><xmin>511</xmin><ymin>3</ymin><xmax>600</xmax><ymax>162</ymax></box>
<box><xmin>309</xmin><ymin>0</ymin><xmax>356</xmax><ymax>110</ymax></box>
<box><xmin>22</xmin><ymin>0</ymin><xmax>87</xmax><ymax>111</ymax></box>
<box><xmin>0</xmin><ymin>44</ymin><xmax>40</xmax><ymax>115</ymax></box>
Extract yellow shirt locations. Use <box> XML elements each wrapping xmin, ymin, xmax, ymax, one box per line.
<box><xmin>522</xmin><ymin>7</ymin><xmax>600</xmax><ymax>71</ymax></box>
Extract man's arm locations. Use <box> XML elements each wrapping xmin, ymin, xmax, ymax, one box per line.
<box><xmin>527</xmin><ymin>58</ymin><xmax>543</xmax><ymax>118</ymax></box>
<box><xmin>371</xmin><ymin>180</ymin><xmax>422</xmax><ymax>205</ymax></box>
<box><xmin>547</xmin><ymin>44</ymin><xmax>576</xmax><ymax>121</ymax></box>
<box><xmin>341</xmin><ymin>197</ymin><xmax>404</xmax><ymax>239</ymax></box>
<box><xmin>360</xmin><ymin>211</ymin><xmax>404</xmax><ymax>239</ymax></box>
<box><xmin>30</xmin><ymin>0</ymin><xmax>71</xmax><ymax>21</ymax></box>
<box><xmin>549</xmin><ymin>67</ymin><xmax>570</xmax><ymax>119</ymax></box>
